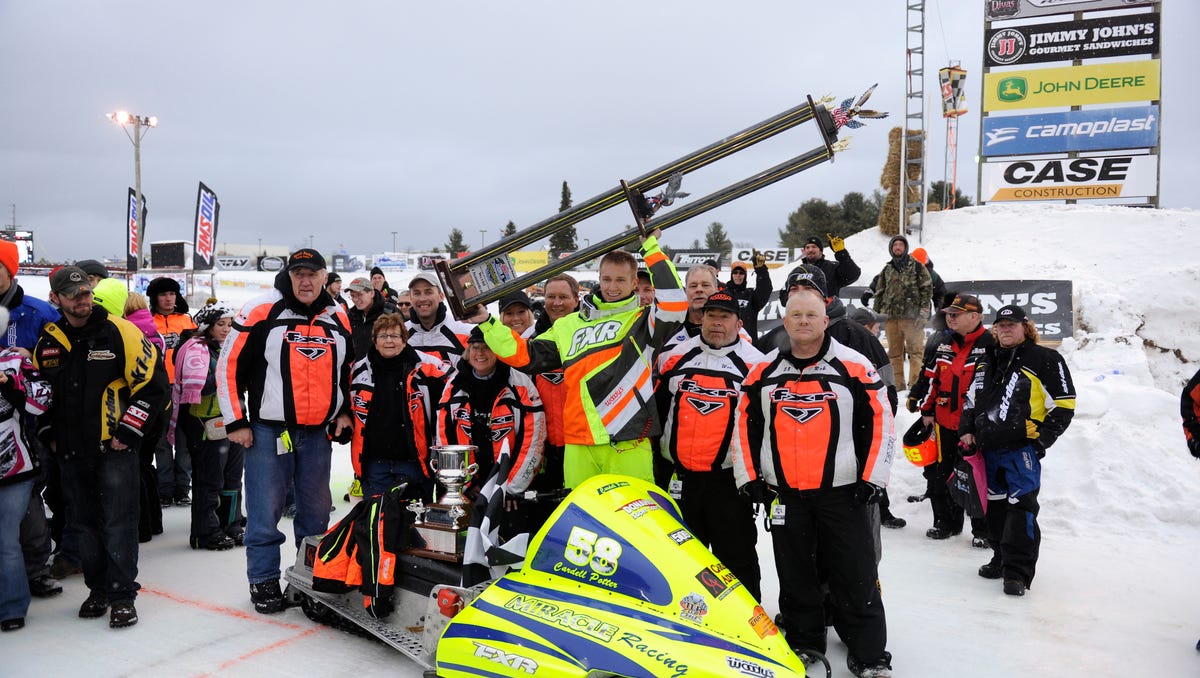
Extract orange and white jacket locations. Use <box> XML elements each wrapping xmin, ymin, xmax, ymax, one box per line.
<box><xmin>217</xmin><ymin>281</ymin><xmax>353</xmax><ymax>433</ymax></box>
<box><xmin>434</xmin><ymin>364</ymin><xmax>545</xmax><ymax>494</ymax></box>
<box><xmin>734</xmin><ymin>335</ymin><xmax>895</xmax><ymax>492</ymax></box>
<box><xmin>656</xmin><ymin>334</ymin><xmax>766</xmax><ymax>472</ymax></box>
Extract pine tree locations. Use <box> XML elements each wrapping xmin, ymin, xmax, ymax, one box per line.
<box><xmin>445</xmin><ymin>228</ymin><xmax>467</xmax><ymax>257</ymax></box>
<box><xmin>704</xmin><ymin>222</ymin><xmax>732</xmax><ymax>254</ymax></box>
<box><xmin>502</xmin><ymin>221</ymin><xmax>517</xmax><ymax>237</ymax></box>
<box><xmin>928</xmin><ymin>181</ymin><xmax>973</xmax><ymax>209</ymax></box>
<box><xmin>778</xmin><ymin>193</ymin><xmax>880</xmax><ymax>249</ymax></box>
<box><xmin>548</xmin><ymin>180</ymin><xmax>577</xmax><ymax>257</ymax></box>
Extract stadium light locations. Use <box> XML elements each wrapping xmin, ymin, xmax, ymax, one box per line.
<box><xmin>106</xmin><ymin>110</ymin><xmax>157</xmax><ymax>271</ymax></box>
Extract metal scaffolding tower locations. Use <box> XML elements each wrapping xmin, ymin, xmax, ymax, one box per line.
<box><xmin>904</xmin><ymin>1</ymin><xmax>927</xmax><ymax>237</ymax></box>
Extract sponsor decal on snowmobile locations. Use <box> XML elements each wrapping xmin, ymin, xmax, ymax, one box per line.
<box><xmin>472</xmin><ymin>642</ymin><xmax>538</xmax><ymax>674</ymax></box>
<box><xmin>748</xmin><ymin>605</ymin><xmax>779</xmax><ymax>639</ymax></box>
<box><xmin>619</xmin><ymin>498</ymin><xmax>661</xmax><ymax>519</ymax></box>
<box><xmin>616</xmin><ymin>632</ymin><xmax>690</xmax><ymax>678</ymax></box>
<box><xmin>668</xmin><ymin>528</ymin><xmax>693</xmax><ymax>545</ymax></box>
<box><xmin>502</xmin><ymin>594</ymin><xmax>619</xmax><ymax>642</ymax></box>
<box><xmin>595</xmin><ymin>480</ymin><xmax>629</xmax><ymax>495</ymax></box>
<box><xmin>727</xmin><ymin>656</ymin><xmax>776</xmax><ymax>678</ymax></box>
<box><xmin>679</xmin><ymin>592</ymin><xmax>708</xmax><ymax>624</ymax></box>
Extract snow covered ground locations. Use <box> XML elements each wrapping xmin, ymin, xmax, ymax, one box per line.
<box><xmin>7</xmin><ymin>203</ymin><xmax>1200</xmax><ymax>676</ymax></box>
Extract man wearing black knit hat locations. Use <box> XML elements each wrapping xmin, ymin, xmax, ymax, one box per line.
<box><xmin>801</xmin><ymin>234</ymin><xmax>861</xmax><ymax>298</ymax></box>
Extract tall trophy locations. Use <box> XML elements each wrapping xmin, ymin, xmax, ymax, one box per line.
<box><xmin>410</xmin><ymin>445</ymin><xmax>479</xmax><ymax>559</ymax></box>
<box><xmin>433</xmin><ymin>85</ymin><xmax>887</xmax><ymax>319</ymax></box>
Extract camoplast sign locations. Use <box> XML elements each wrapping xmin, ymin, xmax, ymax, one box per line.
<box><xmin>732</xmin><ymin>248</ymin><xmax>792</xmax><ymax>269</ymax></box>
<box><xmin>982</xmin><ymin>105</ymin><xmax>1158</xmax><ymax>156</ymax></box>
<box><xmin>981</xmin><ymin>154</ymin><xmax>1158</xmax><ymax>202</ymax></box>
<box><xmin>983</xmin><ymin>60</ymin><xmax>1159</xmax><ymax>112</ymax></box>
<box><xmin>985</xmin><ymin>13</ymin><xmax>1159</xmax><ymax>67</ymax></box>
<box><xmin>985</xmin><ymin>0</ymin><xmax>1154</xmax><ymax>21</ymax></box>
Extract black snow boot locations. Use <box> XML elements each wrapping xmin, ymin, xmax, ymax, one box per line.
<box><xmin>250</xmin><ymin>579</ymin><xmax>285</xmax><ymax>614</ymax></box>
<box><xmin>109</xmin><ymin>601</ymin><xmax>138</xmax><ymax>628</ymax></box>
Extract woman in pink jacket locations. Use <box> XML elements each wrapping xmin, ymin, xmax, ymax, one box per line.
<box><xmin>170</xmin><ymin>302</ymin><xmax>244</xmax><ymax>550</ymax></box>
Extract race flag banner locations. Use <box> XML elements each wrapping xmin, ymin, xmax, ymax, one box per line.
<box><xmin>939</xmin><ymin>66</ymin><xmax>969</xmax><ymax>118</ymax></box>
<box><xmin>192</xmin><ymin>182</ymin><xmax>220</xmax><ymax>270</ymax></box>
<box><xmin>126</xmin><ymin>188</ymin><xmax>147</xmax><ymax>272</ymax></box>
<box><xmin>980</xmin><ymin>153</ymin><xmax>1158</xmax><ymax>202</ymax></box>
<box><xmin>983</xmin><ymin>60</ymin><xmax>1160</xmax><ymax>112</ymax></box>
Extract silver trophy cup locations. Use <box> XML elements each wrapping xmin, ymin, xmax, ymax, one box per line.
<box><xmin>429</xmin><ymin>445</ymin><xmax>478</xmax><ymax>508</ymax></box>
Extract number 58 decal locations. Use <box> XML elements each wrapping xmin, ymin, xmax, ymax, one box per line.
<box><xmin>564</xmin><ymin>526</ymin><xmax>622</xmax><ymax>576</ymax></box>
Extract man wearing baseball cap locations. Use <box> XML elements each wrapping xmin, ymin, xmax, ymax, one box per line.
<box><xmin>217</xmin><ymin>248</ymin><xmax>354</xmax><ymax>614</ymax></box>
<box><xmin>34</xmin><ymin>265</ymin><xmax>170</xmax><ymax>628</ymax></box>
<box><xmin>960</xmin><ymin>304</ymin><xmax>1076</xmax><ymax>597</ymax></box>
<box><xmin>724</xmin><ymin>251</ymin><xmax>772</xmax><ymax>339</ymax></box>
<box><xmin>913</xmin><ymin>293</ymin><xmax>995</xmax><ymax>544</ymax></box>
<box><xmin>656</xmin><ymin>289</ymin><xmax>767</xmax><ymax>600</ymax></box>
<box><xmin>405</xmin><ymin>271</ymin><xmax>473</xmax><ymax>368</ymax></box>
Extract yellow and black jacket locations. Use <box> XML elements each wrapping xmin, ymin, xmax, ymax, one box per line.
<box><xmin>34</xmin><ymin>307</ymin><xmax>169</xmax><ymax>458</ymax></box>
<box><xmin>961</xmin><ymin>339</ymin><xmax>1076</xmax><ymax>454</ymax></box>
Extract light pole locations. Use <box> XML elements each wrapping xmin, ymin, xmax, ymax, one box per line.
<box><xmin>479</xmin><ymin>229</ymin><xmax>486</xmax><ymax>247</ymax></box>
<box><xmin>107</xmin><ymin>110</ymin><xmax>157</xmax><ymax>271</ymax></box>
<box><xmin>391</xmin><ymin>231</ymin><xmax>397</xmax><ymax>253</ymax></box>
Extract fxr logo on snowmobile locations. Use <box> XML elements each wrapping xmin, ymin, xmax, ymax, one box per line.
<box><xmin>567</xmin><ymin>320</ymin><xmax>623</xmax><ymax>356</ymax></box>
<box><xmin>473</xmin><ymin>642</ymin><xmax>538</xmax><ymax>674</ymax></box>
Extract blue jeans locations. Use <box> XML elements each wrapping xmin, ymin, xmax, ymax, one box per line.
<box><xmin>60</xmin><ymin>450</ymin><xmax>142</xmax><ymax>602</ymax></box>
<box><xmin>1</xmin><ymin>479</ymin><xmax>33</xmax><ymax>621</ymax></box>
<box><xmin>243</xmin><ymin>423</ymin><xmax>332</xmax><ymax>584</ymax></box>
<box><xmin>361</xmin><ymin>458</ymin><xmax>428</xmax><ymax>499</ymax></box>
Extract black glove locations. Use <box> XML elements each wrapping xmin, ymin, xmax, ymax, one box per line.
<box><xmin>854</xmin><ymin>480</ymin><xmax>885</xmax><ymax>505</ymax></box>
<box><xmin>905</xmin><ymin>396</ymin><xmax>919</xmax><ymax>413</ymax></box>
<box><xmin>860</xmin><ymin>290</ymin><xmax>874</xmax><ymax>306</ymax></box>
<box><xmin>740</xmin><ymin>479</ymin><xmax>775</xmax><ymax>507</ymax></box>
<box><xmin>958</xmin><ymin>439</ymin><xmax>979</xmax><ymax>457</ymax></box>
<box><xmin>327</xmin><ymin>420</ymin><xmax>353</xmax><ymax>445</ymax></box>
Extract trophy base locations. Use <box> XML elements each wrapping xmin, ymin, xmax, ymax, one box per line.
<box><xmin>410</xmin><ymin>523</ymin><xmax>466</xmax><ymax>560</ymax></box>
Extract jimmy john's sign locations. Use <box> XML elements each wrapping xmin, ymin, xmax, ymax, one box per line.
<box><xmin>985</xmin><ymin>13</ymin><xmax>1159</xmax><ymax>67</ymax></box>
<box><xmin>981</xmin><ymin>154</ymin><xmax>1157</xmax><ymax>202</ymax></box>
<box><xmin>984</xmin><ymin>60</ymin><xmax>1159</xmax><ymax>112</ymax></box>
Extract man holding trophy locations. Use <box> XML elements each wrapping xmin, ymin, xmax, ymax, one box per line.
<box><xmin>478</xmin><ymin>230</ymin><xmax>686</xmax><ymax>487</ymax></box>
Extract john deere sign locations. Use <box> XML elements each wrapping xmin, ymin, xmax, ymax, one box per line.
<box><xmin>984</xmin><ymin>60</ymin><xmax>1159</xmax><ymax>111</ymax></box>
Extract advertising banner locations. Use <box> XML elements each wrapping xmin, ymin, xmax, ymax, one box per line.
<box><xmin>215</xmin><ymin>255</ymin><xmax>255</xmax><ymax>271</ymax></box>
<box><xmin>126</xmin><ymin>188</ymin><xmax>147</xmax><ymax>272</ymax></box>
<box><xmin>331</xmin><ymin>254</ymin><xmax>366</xmax><ymax>273</ymax></box>
<box><xmin>669</xmin><ymin>249</ymin><xmax>723</xmax><ymax>270</ymax></box>
<box><xmin>192</xmin><ymin>182</ymin><xmax>219</xmax><ymax>270</ymax></box>
<box><xmin>985</xmin><ymin>12</ymin><xmax>1159</xmax><ymax>66</ymax></box>
<box><xmin>983</xmin><ymin>60</ymin><xmax>1160</xmax><ymax>112</ymax></box>
<box><xmin>371</xmin><ymin>254</ymin><xmax>408</xmax><ymax>272</ymax></box>
<box><xmin>731</xmin><ymin>247</ymin><xmax>793</xmax><ymax>269</ymax></box>
<box><xmin>510</xmin><ymin>250</ymin><xmax>549</xmax><ymax>273</ymax></box>
<box><xmin>982</xmin><ymin>105</ymin><xmax>1158</xmax><ymax>156</ymax></box>
<box><xmin>757</xmin><ymin>280</ymin><xmax>1074</xmax><ymax>342</ymax></box>
<box><xmin>981</xmin><ymin>153</ymin><xmax>1158</xmax><ymax>201</ymax></box>
<box><xmin>985</xmin><ymin>0</ymin><xmax>1155</xmax><ymax>22</ymax></box>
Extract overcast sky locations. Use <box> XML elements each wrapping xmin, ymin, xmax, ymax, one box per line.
<box><xmin>2</xmin><ymin>1</ymin><xmax>1194</xmax><ymax>263</ymax></box>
